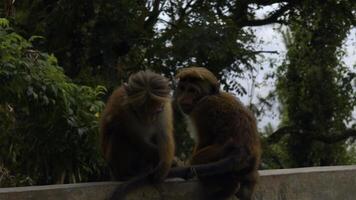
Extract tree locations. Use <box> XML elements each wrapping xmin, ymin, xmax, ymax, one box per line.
<box><xmin>268</xmin><ymin>0</ymin><xmax>356</xmax><ymax>167</ymax></box>
<box><xmin>4</xmin><ymin>0</ymin><xmax>298</xmax><ymax>91</ymax></box>
<box><xmin>0</xmin><ymin>21</ymin><xmax>107</xmax><ymax>185</ymax></box>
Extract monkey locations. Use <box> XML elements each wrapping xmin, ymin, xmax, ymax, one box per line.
<box><xmin>174</xmin><ymin>67</ymin><xmax>261</xmax><ymax>200</ymax></box>
<box><xmin>99</xmin><ymin>70</ymin><xmax>175</xmax><ymax>199</ymax></box>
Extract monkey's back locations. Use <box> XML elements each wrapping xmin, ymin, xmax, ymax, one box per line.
<box><xmin>191</xmin><ymin>92</ymin><xmax>260</xmax><ymax>153</ymax></box>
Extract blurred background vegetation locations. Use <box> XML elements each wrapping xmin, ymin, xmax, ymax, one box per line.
<box><xmin>0</xmin><ymin>0</ymin><xmax>355</xmax><ymax>187</ymax></box>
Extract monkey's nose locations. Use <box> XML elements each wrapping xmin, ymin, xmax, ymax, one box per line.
<box><xmin>154</xmin><ymin>106</ymin><xmax>164</xmax><ymax>114</ymax></box>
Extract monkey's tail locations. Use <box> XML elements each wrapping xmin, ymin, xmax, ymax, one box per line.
<box><xmin>109</xmin><ymin>168</ymin><xmax>156</xmax><ymax>200</ymax></box>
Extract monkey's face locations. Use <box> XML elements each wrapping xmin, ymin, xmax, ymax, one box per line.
<box><xmin>146</xmin><ymin>100</ymin><xmax>165</xmax><ymax>116</ymax></box>
<box><xmin>133</xmin><ymin>99</ymin><xmax>165</xmax><ymax>123</ymax></box>
<box><xmin>176</xmin><ymin>80</ymin><xmax>211</xmax><ymax>114</ymax></box>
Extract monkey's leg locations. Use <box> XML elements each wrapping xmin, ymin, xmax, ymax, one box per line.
<box><xmin>235</xmin><ymin>170</ymin><xmax>258</xmax><ymax>200</ymax></box>
<box><xmin>192</xmin><ymin>139</ymin><xmax>245</xmax><ymax>164</ymax></box>
<box><xmin>191</xmin><ymin>144</ymin><xmax>227</xmax><ymax>164</ymax></box>
<box><xmin>168</xmin><ymin>155</ymin><xmax>249</xmax><ymax>179</ymax></box>
<box><xmin>236</xmin><ymin>187</ymin><xmax>253</xmax><ymax>200</ymax></box>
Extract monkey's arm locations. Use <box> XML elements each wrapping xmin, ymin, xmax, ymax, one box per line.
<box><xmin>99</xmin><ymin>114</ymin><xmax>118</xmax><ymax>160</ymax></box>
<box><xmin>151</xmin><ymin>129</ymin><xmax>175</xmax><ymax>181</ymax></box>
<box><xmin>108</xmin><ymin>132</ymin><xmax>172</xmax><ymax>200</ymax></box>
<box><xmin>149</xmin><ymin>104</ymin><xmax>175</xmax><ymax>182</ymax></box>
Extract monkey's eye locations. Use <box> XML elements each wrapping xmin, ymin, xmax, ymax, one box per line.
<box><xmin>178</xmin><ymin>85</ymin><xmax>186</xmax><ymax>91</ymax></box>
<box><xmin>187</xmin><ymin>87</ymin><xmax>200</xmax><ymax>95</ymax></box>
<box><xmin>188</xmin><ymin>88</ymin><xmax>195</xmax><ymax>93</ymax></box>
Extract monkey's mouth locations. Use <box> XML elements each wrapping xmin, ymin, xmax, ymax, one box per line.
<box><xmin>180</xmin><ymin>104</ymin><xmax>193</xmax><ymax>114</ymax></box>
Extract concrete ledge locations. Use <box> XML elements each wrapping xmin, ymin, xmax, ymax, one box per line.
<box><xmin>255</xmin><ymin>165</ymin><xmax>356</xmax><ymax>200</ymax></box>
<box><xmin>1</xmin><ymin>165</ymin><xmax>356</xmax><ymax>200</ymax></box>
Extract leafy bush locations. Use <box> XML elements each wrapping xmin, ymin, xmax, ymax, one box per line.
<box><xmin>0</xmin><ymin>164</ymin><xmax>33</xmax><ymax>187</ymax></box>
<box><xmin>0</xmin><ymin>21</ymin><xmax>106</xmax><ymax>185</ymax></box>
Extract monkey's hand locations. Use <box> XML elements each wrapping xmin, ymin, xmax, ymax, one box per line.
<box><xmin>150</xmin><ymin>161</ymin><xmax>170</xmax><ymax>183</ymax></box>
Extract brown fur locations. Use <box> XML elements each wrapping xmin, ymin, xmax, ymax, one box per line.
<box><xmin>100</xmin><ymin>70</ymin><xmax>175</xmax><ymax>182</ymax></box>
<box><xmin>176</xmin><ymin>67</ymin><xmax>219</xmax><ymax>91</ymax></box>
<box><xmin>175</xmin><ymin>67</ymin><xmax>261</xmax><ymax>200</ymax></box>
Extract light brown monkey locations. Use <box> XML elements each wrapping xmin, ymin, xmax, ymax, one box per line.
<box><xmin>175</xmin><ymin>67</ymin><xmax>261</xmax><ymax>200</ymax></box>
<box><xmin>99</xmin><ymin>70</ymin><xmax>175</xmax><ymax>199</ymax></box>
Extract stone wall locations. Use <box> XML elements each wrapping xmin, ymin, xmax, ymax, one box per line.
<box><xmin>1</xmin><ymin>165</ymin><xmax>356</xmax><ymax>200</ymax></box>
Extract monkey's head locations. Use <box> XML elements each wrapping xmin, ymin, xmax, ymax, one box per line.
<box><xmin>125</xmin><ymin>70</ymin><xmax>171</xmax><ymax>122</ymax></box>
<box><xmin>175</xmin><ymin>67</ymin><xmax>219</xmax><ymax>114</ymax></box>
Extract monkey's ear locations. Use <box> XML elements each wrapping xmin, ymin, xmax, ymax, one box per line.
<box><xmin>171</xmin><ymin>79</ymin><xmax>177</xmax><ymax>90</ymax></box>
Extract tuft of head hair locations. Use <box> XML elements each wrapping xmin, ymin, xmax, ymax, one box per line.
<box><xmin>176</xmin><ymin>67</ymin><xmax>219</xmax><ymax>92</ymax></box>
<box><xmin>125</xmin><ymin>70</ymin><xmax>170</xmax><ymax>105</ymax></box>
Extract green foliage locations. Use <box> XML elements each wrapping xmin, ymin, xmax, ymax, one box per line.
<box><xmin>0</xmin><ymin>18</ymin><xmax>9</xmax><ymax>27</ymax></box>
<box><xmin>275</xmin><ymin>0</ymin><xmax>355</xmax><ymax>167</ymax></box>
<box><xmin>0</xmin><ymin>25</ymin><xmax>106</xmax><ymax>185</ymax></box>
<box><xmin>0</xmin><ymin>164</ymin><xmax>33</xmax><ymax>187</ymax></box>
<box><xmin>10</xmin><ymin>0</ymin><xmax>157</xmax><ymax>89</ymax></box>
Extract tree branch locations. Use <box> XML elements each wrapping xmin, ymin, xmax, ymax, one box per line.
<box><xmin>144</xmin><ymin>0</ymin><xmax>166</xmax><ymax>29</ymax></box>
<box><xmin>238</xmin><ymin>3</ymin><xmax>293</xmax><ymax>27</ymax></box>
<box><xmin>252</xmin><ymin>0</ymin><xmax>291</xmax><ymax>6</ymax></box>
<box><xmin>267</xmin><ymin>127</ymin><xmax>356</xmax><ymax>144</ymax></box>
<box><xmin>4</xmin><ymin>0</ymin><xmax>15</xmax><ymax>17</ymax></box>
<box><xmin>266</xmin><ymin>126</ymin><xmax>298</xmax><ymax>143</ymax></box>
<box><xmin>251</xmin><ymin>50</ymin><xmax>280</xmax><ymax>54</ymax></box>
<box><xmin>311</xmin><ymin>129</ymin><xmax>356</xmax><ymax>144</ymax></box>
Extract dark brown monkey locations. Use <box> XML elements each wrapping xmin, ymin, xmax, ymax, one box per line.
<box><xmin>175</xmin><ymin>67</ymin><xmax>261</xmax><ymax>200</ymax></box>
<box><xmin>99</xmin><ymin>70</ymin><xmax>175</xmax><ymax>199</ymax></box>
